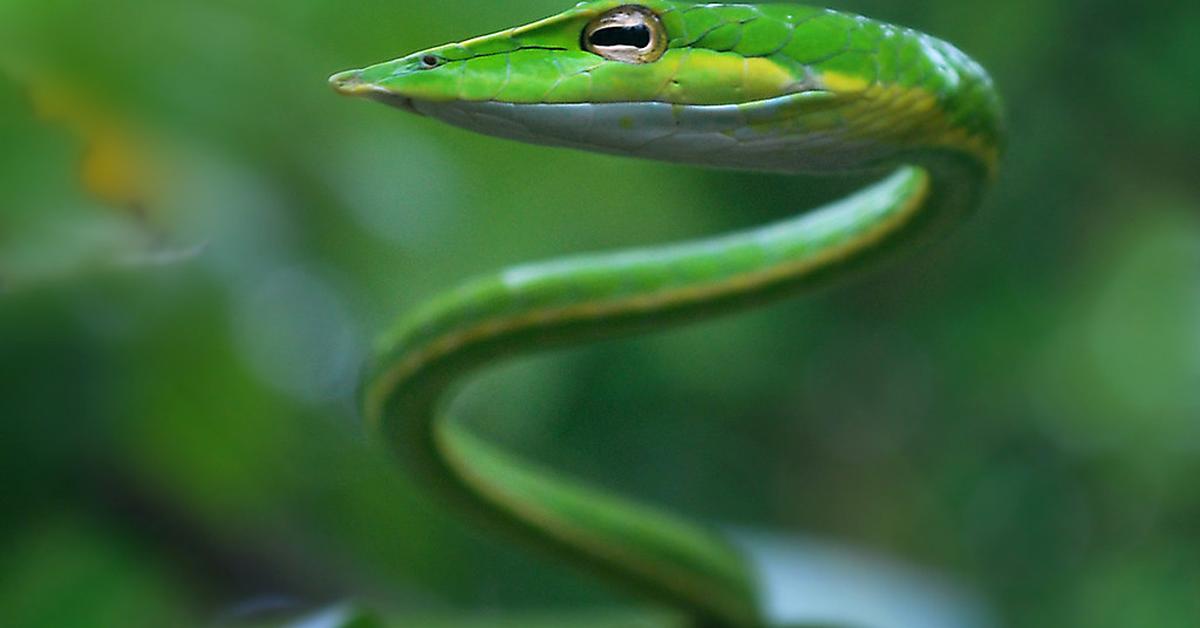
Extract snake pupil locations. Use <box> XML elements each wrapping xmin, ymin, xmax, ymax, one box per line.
<box><xmin>589</xmin><ymin>25</ymin><xmax>651</xmax><ymax>49</ymax></box>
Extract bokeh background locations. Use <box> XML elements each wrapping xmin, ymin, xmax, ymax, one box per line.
<box><xmin>2</xmin><ymin>0</ymin><xmax>1198</xmax><ymax>626</ymax></box>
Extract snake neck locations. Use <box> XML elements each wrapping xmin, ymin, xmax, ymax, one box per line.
<box><xmin>365</xmin><ymin>152</ymin><xmax>989</xmax><ymax>628</ymax></box>
<box><xmin>354</xmin><ymin>4</ymin><xmax>1002</xmax><ymax>626</ymax></box>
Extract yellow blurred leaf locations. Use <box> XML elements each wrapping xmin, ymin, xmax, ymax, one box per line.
<box><xmin>26</xmin><ymin>78</ymin><xmax>160</xmax><ymax>222</ymax></box>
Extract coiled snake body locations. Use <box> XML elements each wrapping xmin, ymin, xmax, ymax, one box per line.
<box><xmin>331</xmin><ymin>2</ymin><xmax>1002</xmax><ymax>625</ymax></box>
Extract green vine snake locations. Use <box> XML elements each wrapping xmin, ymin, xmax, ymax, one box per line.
<box><xmin>330</xmin><ymin>2</ymin><xmax>1002</xmax><ymax>626</ymax></box>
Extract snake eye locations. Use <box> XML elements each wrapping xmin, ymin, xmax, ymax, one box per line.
<box><xmin>420</xmin><ymin>55</ymin><xmax>442</xmax><ymax>69</ymax></box>
<box><xmin>582</xmin><ymin>6</ymin><xmax>667</xmax><ymax>64</ymax></box>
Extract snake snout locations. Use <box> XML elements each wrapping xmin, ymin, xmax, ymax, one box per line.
<box><xmin>329</xmin><ymin>69</ymin><xmax>365</xmax><ymax>95</ymax></box>
<box><xmin>329</xmin><ymin>69</ymin><xmax>423</xmax><ymax>116</ymax></box>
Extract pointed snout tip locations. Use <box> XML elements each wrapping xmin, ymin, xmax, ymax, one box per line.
<box><xmin>329</xmin><ymin>69</ymin><xmax>366</xmax><ymax>96</ymax></box>
<box><xmin>327</xmin><ymin>68</ymin><xmax>423</xmax><ymax>116</ymax></box>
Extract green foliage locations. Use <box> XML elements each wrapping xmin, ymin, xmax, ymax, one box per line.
<box><xmin>1</xmin><ymin>1</ymin><xmax>1198</xmax><ymax>627</ymax></box>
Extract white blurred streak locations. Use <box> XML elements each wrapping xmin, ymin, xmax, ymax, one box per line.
<box><xmin>288</xmin><ymin>603</ymin><xmax>364</xmax><ymax>628</ymax></box>
<box><xmin>115</xmin><ymin>241</ymin><xmax>209</xmax><ymax>268</ymax></box>
<box><xmin>730</xmin><ymin>529</ymin><xmax>993</xmax><ymax>628</ymax></box>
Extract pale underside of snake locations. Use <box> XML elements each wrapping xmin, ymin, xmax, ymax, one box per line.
<box><xmin>331</xmin><ymin>2</ymin><xmax>1003</xmax><ymax>626</ymax></box>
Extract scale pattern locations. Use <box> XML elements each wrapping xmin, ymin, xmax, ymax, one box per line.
<box><xmin>348</xmin><ymin>1</ymin><xmax>1001</xmax><ymax>172</ymax></box>
<box><xmin>331</xmin><ymin>3</ymin><xmax>1005</xmax><ymax>626</ymax></box>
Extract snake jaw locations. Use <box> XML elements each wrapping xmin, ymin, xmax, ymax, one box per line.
<box><xmin>333</xmin><ymin>4</ymin><xmax>1003</xmax><ymax>623</ymax></box>
<box><xmin>328</xmin><ymin>69</ymin><xmax>363</xmax><ymax>94</ymax></box>
<box><xmin>329</xmin><ymin>69</ymin><xmax>424</xmax><ymax>116</ymax></box>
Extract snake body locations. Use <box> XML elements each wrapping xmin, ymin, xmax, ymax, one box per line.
<box><xmin>331</xmin><ymin>2</ymin><xmax>1002</xmax><ymax>626</ymax></box>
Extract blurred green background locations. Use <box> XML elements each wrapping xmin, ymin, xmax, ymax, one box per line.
<box><xmin>2</xmin><ymin>0</ymin><xmax>1198</xmax><ymax>626</ymax></box>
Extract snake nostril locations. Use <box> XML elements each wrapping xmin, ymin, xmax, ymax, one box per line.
<box><xmin>329</xmin><ymin>70</ymin><xmax>364</xmax><ymax>94</ymax></box>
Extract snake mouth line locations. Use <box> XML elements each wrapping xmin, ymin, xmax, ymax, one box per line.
<box><xmin>329</xmin><ymin>70</ymin><xmax>424</xmax><ymax>116</ymax></box>
<box><xmin>333</xmin><ymin>3</ymin><xmax>1003</xmax><ymax>624</ymax></box>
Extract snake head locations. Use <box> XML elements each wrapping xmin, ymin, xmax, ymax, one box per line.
<box><xmin>329</xmin><ymin>1</ymin><xmax>819</xmax><ymax>108</ymax></box>
<box><xmin>330</xmin><ymin>1</ymin><xmax>1001</xmax><ymax>174</ymax></box>
<box><xmin>328</xmin><ymin>1</ymin><xmax>844</xmax><ymax>170</ymax></box>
